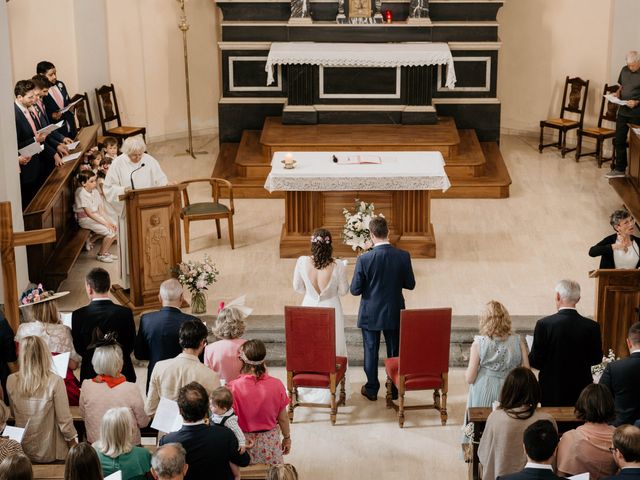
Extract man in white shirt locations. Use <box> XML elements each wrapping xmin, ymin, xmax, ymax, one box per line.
<box><xmin>145</xmin><ymin>320</ymin><xmax>219</xmax><ymax>416</ymax></box>
<box><xmin>497</xmin><ymin>420</ymin><xmax>562</xmax><ymax>480</ymax></box>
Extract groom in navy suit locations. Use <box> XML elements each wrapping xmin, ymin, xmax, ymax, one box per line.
<box><xmin>350</xmin><ymin>216</ymin><xmax>415</xmax><ymax>400</ymax></box>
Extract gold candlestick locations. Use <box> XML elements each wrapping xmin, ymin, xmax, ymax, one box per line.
<box><xmin>176</xmin><ymin>0</ymin><xmax>207</xmax><ymax>159</ymax></box>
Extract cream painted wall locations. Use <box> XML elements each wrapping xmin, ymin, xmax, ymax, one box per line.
<box><xmin>7</xmin><ymin>0</ymin><xmax>79</xmax><ymax>93</ymax></box>
<box><xmin>609</xmin><ymin>0</ymin><xmax>640</xmax><ymax>83</ymax></box>
<box><xmin>498</xmin><ymin>0</ymin><xmax>615</xmax><ymax>135</ymax></box>
<box><xmin>105</xmin><ymin>0</ymin><xmax>220</xmax><ymax>142</ymax></box>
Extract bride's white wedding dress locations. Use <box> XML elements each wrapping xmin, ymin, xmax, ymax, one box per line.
<box><xmin>292</xmin><ymin>256</ymin><xmax>350</xmax><ymax>404</ymax></box>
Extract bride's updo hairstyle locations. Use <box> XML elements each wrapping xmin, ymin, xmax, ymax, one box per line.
<box><xmin>310</xmin><ymin>228</ymin><xmax>333</xmax><ymax>270</ymax></box>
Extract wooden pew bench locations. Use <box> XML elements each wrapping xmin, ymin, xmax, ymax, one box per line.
<box><xmin>467</xmin><ymin>406</ymin><xmax>582</xmax><ymax>480</ymax></box>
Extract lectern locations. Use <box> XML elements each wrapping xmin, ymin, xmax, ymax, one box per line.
<box><xmin>111</xmin><ymin>185</ymin><xmax>183</xmax><ymax>313</ymax></box>
<box><xmin>590</xmin><ymin>269</ymin><xmax>640</xmax><ymax>358</ymax></box>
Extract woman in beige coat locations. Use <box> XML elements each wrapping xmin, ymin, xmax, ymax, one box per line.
<box><xmin>7</xmin><ymin>335</ymin><xmax>78</xmax><ymax>463</ymax></box>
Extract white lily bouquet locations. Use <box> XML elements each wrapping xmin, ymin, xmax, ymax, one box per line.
<box><xmin>173</xmin><ymin>254</ymin><xmax>219</xmax><ymax>314</ymax></box>
<box><xmin>591</xmin><ymin>349</ymin><xmax>618</xmax><ymax>382</ymax></box>
<box><xmin>342</xmin><ymin>199</ymin><xmax>384</xmax><ymax>252</ymax></box>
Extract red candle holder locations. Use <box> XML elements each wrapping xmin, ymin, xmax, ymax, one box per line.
<box><xmin>384</xmin><ymin>9</ymin><xmax>392</xmax><ymax>23</ymax></box>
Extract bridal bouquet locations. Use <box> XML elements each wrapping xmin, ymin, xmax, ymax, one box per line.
<box><xmin>342</xmin><ymin>200</ymin><xmax>384</xmax><ymax>251</ymax></box>
<box><xmin>173</xmin><ymin>255</ymin><xmax>219</xmax><ymax>314</ymax></box>
<box><xmin>591</xmin><ymin>349</ymin><xmax>618</xmax><ymax>382</ymax></box>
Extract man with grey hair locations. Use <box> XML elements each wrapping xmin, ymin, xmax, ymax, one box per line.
<box><xmin>606</xmin><ymin>50</ymin><xmax>640</xmax><ymax>179</ymax></box>
<box><xmin>151</xmin><ymin>443</ymin><xmax>189</xmax><ymax>480</ymax></box>
<box><xmin>529</xmin><ymin>279</ymin><xmax>602</xmax><ymax>406</ymax></box>
<box><xmin>135</xmin><ymin>278</ymin><xmax>199</xmax><ymax>392</ymax></box>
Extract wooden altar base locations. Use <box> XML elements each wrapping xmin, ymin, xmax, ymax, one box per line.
<box><xmin>213</xmin><ymin>117</ymin><xmax>511</xmax><ymax>199</ymax></box>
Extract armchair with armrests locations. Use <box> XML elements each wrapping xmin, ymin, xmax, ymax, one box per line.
<box><xmin>285</xmin><ymin>306</ymin><xmax>347</xmax><ymax>425</ymax></box>
<box><xmin>179</xmin><ymin>177</ymin><xmax>235</xmax><ymax>252</ymax></box>
<box><xmin>384</xmin><ymin>307</ymin><xmax>452</xmax><ymax>428</ymax></box>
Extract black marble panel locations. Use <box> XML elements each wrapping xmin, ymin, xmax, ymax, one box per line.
<box><xmin>222</xmin><ymin>51</ymin><xmax>286</xmax><ymax>98</ymax></box>
<box><xmin>433</xmin><ymin>50</ymin><xmax>498</xmax><ymax>98</ymax></box>
<box><xmin>435</xmin><ymin>103</ymin><xmax>501</xmax><ymax>142</ymax></box>
<box><xmin>218</xmin><ymin>103</ymin><xmax>285</xmax><ymax>142</ymax></box>
<box><xmin>217</xmin><ymin>2</ymin><xmax>290</xmax><ymax>21</ymax></box>
<box><xmin>429</xmin><ymin>2</ymin><xmax>503</xmax><ymax>21</ymax></box>
<box><xmin>288</xmin><ymin>25</ymin><xmax>433</xmax><ymax>42</ymax></box>
<box><xmin>432</xmin><ymin>25</ymin><xmax>498</xmax><ymax>42</ymax></box>
<box><xmin>322</xmin><ymin>67</ymin><xmax>397</xmax><ymax>95</ymax></box>
<box><xmin>318</xmin><ymin>109</ymin><xmax>403</xmax><ymax>124</ymax></box>
<box><xmin>222</xmin><ymin>25</ymin><xmax>289</xmax><ymax>42</ymax></box>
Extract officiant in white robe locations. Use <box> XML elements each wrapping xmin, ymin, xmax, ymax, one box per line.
<box><xmin>103</xmin><ymin>135</ymin><xmax>168</xmax><ymax>288</ymax></box>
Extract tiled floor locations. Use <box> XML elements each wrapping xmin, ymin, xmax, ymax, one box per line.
<box><xmin>53</xmin><ymin>132</ymin><xmax>625</xmax><ymax>479</ymax></box>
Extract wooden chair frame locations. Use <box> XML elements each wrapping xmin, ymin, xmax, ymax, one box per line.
<box><xmin>539</xmin><ymin>76</ymin><xmax>590</xmax><ymax>158</ymax></box>
<box><xmin>179</xmin><ymin>177</ymin><xmax>235</xmax><ymax>252</ymax></box>
<box><xmin>385</xmin><ymin>373</ymin><xmax>448</xmax><ymax>428</ymax></box>
<box><xmin>576</xmin><ymin>83</ymin><xmax>619</xmax><ymax>167</ymax></box>
<box><xmin>69</xmin><ymin>92</ymin><xmax>93</xmax><ymax>129</ymax></box>
<box><xmin>94</xmin><ymin>83</ymin><xmax>146</xmax><ymax>142</ymax></box>
<box><xmin>287</xmin><ymin>371</ymin><xmax>346</xmax><ymax>425</ymax></box>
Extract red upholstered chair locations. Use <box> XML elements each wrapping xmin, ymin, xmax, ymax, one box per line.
<box><xmin>384</xmin><ymin>308</ymin><xmax>452</xmax><ymax>428</ymax></box>
<box><xmin>284</xmin><ymin>306</ymin><xmax>347</xmax><ymax>425</ymax></box>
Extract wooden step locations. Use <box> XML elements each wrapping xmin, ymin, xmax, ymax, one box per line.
<box><xmin>609</xmin><ymin>177</ymin><xmax>640</xmax><ymax>221</ymax></box>
<box><xmin>212</xmin><ymin>142</ymin><xmax>239</xmax><ymax>179</ymax></box>
<box><xmin>235</xmin><ymin>130</ymin><xmax>272</xmax><ymax>178</ymax></box>
<box><xmin>260</xmin><ymin>116</ymin><xmax>460</xmax><ymax>162</ymax></box>
<box><xmin>445</xmin><ymin>129</ymin><xmax>486</xmax><ymax>179</ymax></box>
<box><xmin>432</xmin><ymin>142</ymin><xmax>511</xmax><ymax>199</ymax></box>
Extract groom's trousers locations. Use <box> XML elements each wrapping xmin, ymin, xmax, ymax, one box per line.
<box><xmin>361</xmin><ymin>328</ymin><xmax>399</xmax><ymax>396</ymax></box>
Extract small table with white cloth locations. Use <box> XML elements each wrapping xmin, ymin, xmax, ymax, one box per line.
<box><xmin>265</xmin><ymin>151</ymin><xmax>451</xmax><ymax>258</ymax></box>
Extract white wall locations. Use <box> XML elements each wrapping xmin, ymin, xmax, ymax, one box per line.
<box><xmin>0</xmin><ymin>1</ymin><xmax>29</xmax><ymax>300</ymax></box>
<box><xmin>609</xmin><ymin>0</ymin><xmax>640</xmax><ymax>84</ymax></box>
<box><xmin>498</xmin><ymin>0</ymin><xmax>615</xmax><ymax>135</ymax></box>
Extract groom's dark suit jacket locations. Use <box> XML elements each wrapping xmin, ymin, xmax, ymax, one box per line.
<box><xmin>350</xmin><ymin>243</ymin><xmax>415</xmax><ymax>331</ymax></box>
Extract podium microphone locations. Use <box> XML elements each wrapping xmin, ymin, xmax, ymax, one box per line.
<box><xmin>130</xmin><ymin>162</ymin><xmax>146</xmax><ymax>190</ymax></box>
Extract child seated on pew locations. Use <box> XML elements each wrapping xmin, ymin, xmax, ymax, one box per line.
<box><xmin>211</xmin><ymin>387</ymin><xmax>246</xmax><ymax>480</ymax></box>
<box><xmin>101</xmin><ymin>136</ymin><xmax>119</xmax><ymax>162</ymax></box>
<box><xmin>74</xmin><ymin>170</ymin><xmax>118</xmax><ymax>263</ymax></box>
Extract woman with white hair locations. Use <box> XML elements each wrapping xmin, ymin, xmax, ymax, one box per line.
<box><xmin>79</xmin><ymin>334</ymin><xmax>149</xmax><ymax>444</ymax></box>
<box><xmin>103</xmin><ymin>135</ymin><xmax>168</xmax><ymax>288</ymax></box>
<box><xmin>93</xmin><ymin>407</ymin><xmax>151</xmax><ymax>480</ymax></box>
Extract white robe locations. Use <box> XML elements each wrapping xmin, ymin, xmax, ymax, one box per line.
<box><xmin>103</xmin><ymin>152</ymin><xmax>168</xmax><ymax>288</ymax></box>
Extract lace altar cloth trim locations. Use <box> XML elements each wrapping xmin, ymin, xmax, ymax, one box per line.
<box><xmin>265</xmin><ymin>175</ymin><xmax>451</xmax><ymax>192</ymax></box>
<box><xmin>265</xmin><ymin>42</ymin><xmax>457</xmax><ymax>89</ymax></box>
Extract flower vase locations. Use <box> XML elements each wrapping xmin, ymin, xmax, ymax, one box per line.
<box><xmin>191</xmin><ymin>291</ymin><xmax>207</xmax><ymax>314</ymax></box>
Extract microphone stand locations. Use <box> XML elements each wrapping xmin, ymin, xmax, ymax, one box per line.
<box><xmin>130</xmin><ymin>162</ymin><xmax>146</xmax><ymax>190</ymax></box>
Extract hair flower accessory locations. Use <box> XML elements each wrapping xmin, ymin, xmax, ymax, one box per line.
<box><xmin>310</xmin><ymin>235</ymin><xmax>331</xmax><ymax>244</ymax></box>
<box><xmin>239</xmin><ymin>349</ymin><xmax>264</xmax><ymax>366</ymax></box>
<box><xmin>219</xmin><ymin>295</ymin><xmax>253</xmax><ymax>318</ymax></box>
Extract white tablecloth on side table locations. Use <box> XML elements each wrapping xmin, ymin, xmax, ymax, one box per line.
<box><xmin>264</xmin><ymin>151</ymin><xmax>451</xmax><ymax>193</ymax></box>
<box><xmin>265</xmin><ymin>42</ymin><xmax>457</xmax><ymax>89</ymax></box>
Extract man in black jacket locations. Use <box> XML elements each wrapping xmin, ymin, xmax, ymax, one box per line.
<box><xmin>72</xmin><ymin>268</ymin><xmax>136</xmax><ymax>382</ymax></box>
<box><xmin>604</xmin><ymin>425</ymin><xmax>640</xmax><ymax>480</ymax></box>
<box><xmin>160</xmin><ymin>382</ymin><xmax>250</xmax><ymax>480</ymax></box>
<box><xmin>529</xmin><ymin>279</ymin><xmax>602</xmax><ymax>406</ymax></box>
<box><xmin>135</xmin><ymin>278</ymin><xmax>198</xmax><ymax>393</ymax></box>
<box><xmin>601</xmin><ymin>321</ymin><xmax>640</xmax><ymax>426</ymax></box>
<box><xmin>498</xmin><ymin>420</ymin><xmax>562</xmax><ymax>480</ymax></box>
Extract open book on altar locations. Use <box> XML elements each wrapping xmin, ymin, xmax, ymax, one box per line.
<box><xmin>334</xmin><ymin>154</ymin><xmax>383</xmax><ymax>165</ymax></box>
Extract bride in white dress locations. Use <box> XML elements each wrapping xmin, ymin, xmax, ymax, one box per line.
<box><xmin>292</xmin><ymin>228</ymin><xmax>349</xmax><ymax>403</ymax></box>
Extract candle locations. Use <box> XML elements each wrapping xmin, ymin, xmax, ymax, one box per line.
<box><xmin>283</xmin><ymin>153</ymin><xmax>294</xmax><ymax>168</ymax></box>
<box><xmin>384</xmin><ymin>9</ymin><xmax>392</xmax><ymax>23</ymax></box>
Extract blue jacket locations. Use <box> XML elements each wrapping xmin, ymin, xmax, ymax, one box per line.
<box><xmin>350</xmin><ymin>243</ymin><xmax>415</xmax><ymax>331</ymax></box>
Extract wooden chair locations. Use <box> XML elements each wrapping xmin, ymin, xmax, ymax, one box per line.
<box><xmin>179</xmin><ymin>177</ymin><xmax>235</xmax><ymax>252</ymax></box>
<box><xmin>94</xmin><ymin>83</ymin><xmax>146</xmax><ymax>142</ymax></box>
<box><xmin>539</xmin><ymin>76</ymin><xmax>590</xmax><ymax>158</ymax></box>
<box><xmin>285</xmin><ymin>306</ymin><xmax>347</xmax><ymax>425</ymax></box>
<box><xmin>69</xmin><ymin>92</ymin><xmax>93</xmax><ymax>130</ymax></box>
<box><xmin>384</xmin><ymin>308</ymin><xmax>452</xmax><ymax>428</ymax></box>
<box><xmin>576</xmin><ymin>83</ymin><xmax>619</xmax><ymax>167</ymax></box>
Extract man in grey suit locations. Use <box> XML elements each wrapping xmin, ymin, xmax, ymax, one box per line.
<box><xmin>350</xmin><ymin>216</ymin><xmax>415</xmax><ymax>401</ymax></box>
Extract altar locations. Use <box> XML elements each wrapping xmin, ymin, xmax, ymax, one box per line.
<box><xmin>265</xmin><ymin>151</ymin><xmax>450</xmax><ymax>258</ymax></box>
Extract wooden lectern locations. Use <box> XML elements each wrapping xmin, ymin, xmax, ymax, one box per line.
<box><xmin>111</xmin><ymin>185</ymin><xmax>183</xmax><ymax>314</ymax></box>
<box><xmin>590</xmin><ymin>269</ymin><xmax>640</xmax><ymax>358</ymax></box>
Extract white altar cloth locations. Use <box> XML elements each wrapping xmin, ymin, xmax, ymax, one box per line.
<box><xmin>264</xmin><ymin>151</ymin><xmax>451</xmax><ymax>192</ymax></box>
<box><xmin>265</xmin><ymin>42</ymin><xmax>457</xmax><ymax>89</ymax></box>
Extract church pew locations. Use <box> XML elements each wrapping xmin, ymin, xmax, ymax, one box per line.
<box><xmin>467</xmin><ymin>406</ymin><xmax>582</xmax><ymax>480</ymax></box>
<box><xmin>609</xmin><ymin>123</ymin><xmax>640</xmax><ymax>222</ymax></box>
<box><xmin>22</xmin><ymin>124</ymin><xmax>99</xmax><ymax>291</ymax></box>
